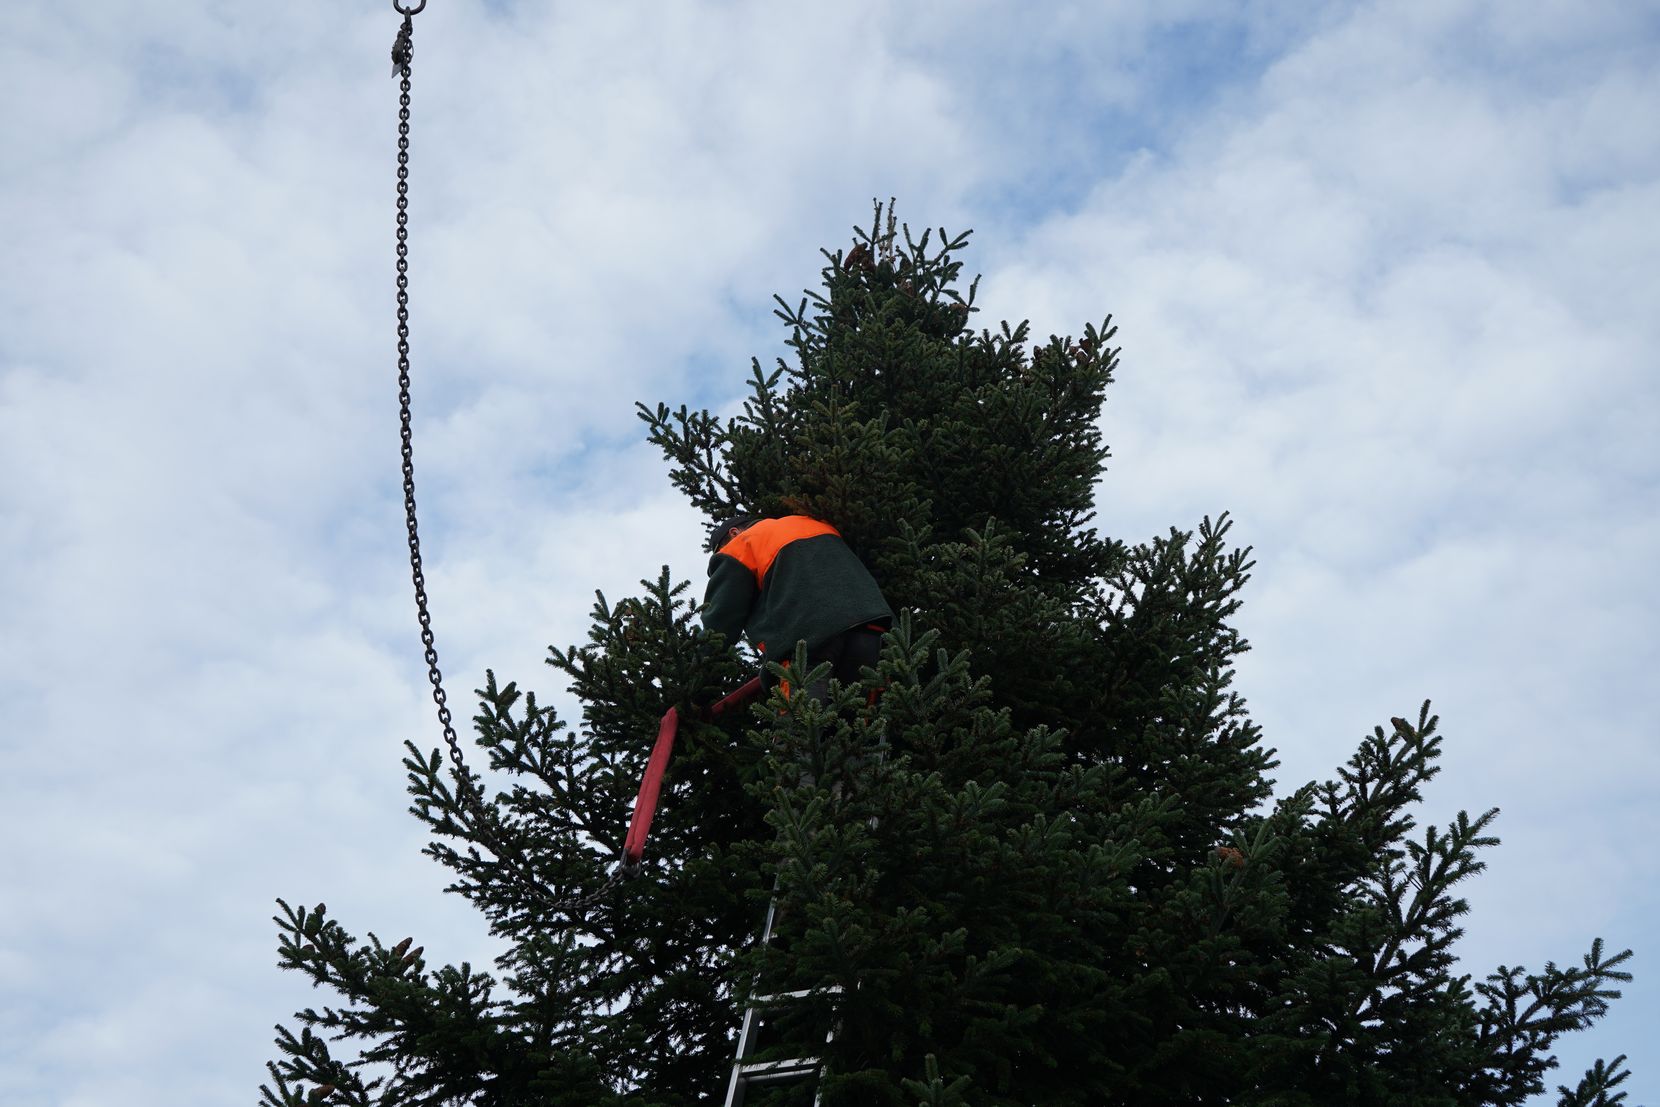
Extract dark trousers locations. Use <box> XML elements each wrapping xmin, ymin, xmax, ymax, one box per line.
<box><xmin>769</xmin><ymin>624</ymin><xmax>886</xmax><ymax>703</ymax></box>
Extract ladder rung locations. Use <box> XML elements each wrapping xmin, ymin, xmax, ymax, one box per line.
<box><xmin>737</xmin><ymin>1055</ymin><xmax>822</xmax><ymax>1081</ymax></box>
<box><xmin>748</xmin><ymin>985</ymin><xmax>844</xmax><ymax>1006</ymax></box>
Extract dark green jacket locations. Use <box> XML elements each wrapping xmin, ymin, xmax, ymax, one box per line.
<box><xmin>702</xmin><ymin>516</ymin><xmax>892</xmax><ymax>661</ymax></box>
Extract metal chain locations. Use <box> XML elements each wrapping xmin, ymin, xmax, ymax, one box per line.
<box><xmin>556</xmin><ymin>864</ymin><xmax>635</xmax><ymax>917</ymax></box>
<box><xmin>389</xmin><ymin>1</ymin><xmax>632</xmax><ymax>916</ymax></box>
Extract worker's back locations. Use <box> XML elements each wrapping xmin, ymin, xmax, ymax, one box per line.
<box><xmin>702</xmin><ymin>515</ymin><xmax>892</xmax><ymax>662</ymax></box>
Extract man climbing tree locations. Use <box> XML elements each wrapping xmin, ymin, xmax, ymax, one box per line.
<box><xmin>702</xmin><ymin>512</ymin><xmax>893</xmax><ymax>701</ymax></box>
<box><xmin>264</xmin><ymin>204</ymin><xmax>1636</xmax><ymax>1107</ymax></box>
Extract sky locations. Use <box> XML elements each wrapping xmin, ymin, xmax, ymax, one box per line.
<box><xmin>1</xmin><ymin>1</ymin><xmax>1656</xmax><ymax>1104</ymax></box>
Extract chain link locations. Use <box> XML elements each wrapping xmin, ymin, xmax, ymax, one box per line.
<box><xmin>390</xmin><ymin>5</ymin><xmax>632</xmax><ymax>917</ymax></box>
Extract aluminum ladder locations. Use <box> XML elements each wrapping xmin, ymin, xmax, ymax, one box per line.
<box><xmin>722</xmin><ymin>893</ymin><xmax>841</xmax><ymax>1107</ymax></box>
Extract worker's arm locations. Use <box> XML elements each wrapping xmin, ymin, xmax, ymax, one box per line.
<box><xmin>701</xmin><ymin>552</ymin><xmax>757</xmax><ymax>647</ymax></box>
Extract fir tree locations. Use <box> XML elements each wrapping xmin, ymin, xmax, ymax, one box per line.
<box><xmin>265</xmin><ymin>203</ymin><xmax>1636</xmax><ymax>1107</ymax></box>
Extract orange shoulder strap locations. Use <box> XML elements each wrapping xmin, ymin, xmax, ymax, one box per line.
<box><xmin>721</xmin><ymin>515</ymin><xmax>840</xmax><ymax>585</ymax></box>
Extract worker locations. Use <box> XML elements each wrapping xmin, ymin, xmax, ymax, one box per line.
<box><xmin>702</xmin><ymin>512</ymin><xmax>893</xmax><ymax>701</ymax></box>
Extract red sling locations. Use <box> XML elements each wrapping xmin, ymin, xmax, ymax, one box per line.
<box><xmin>623</xmin><ymin>676</ymin><xmax>764</xmax><ymax>866</ymax></box>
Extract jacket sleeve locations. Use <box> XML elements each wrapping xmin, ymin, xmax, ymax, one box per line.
<box><xmin>702</xmin><ymin>552</ymin><xmax>757</xmax><ymax>646</ymax></box>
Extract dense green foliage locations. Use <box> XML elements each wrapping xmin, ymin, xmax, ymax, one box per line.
<box><xmin>265</xmin><ymin>207</ymin><xmax>1635</xmax><ymax>1107</ymax></box>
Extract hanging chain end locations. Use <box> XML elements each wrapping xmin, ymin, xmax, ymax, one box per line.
<box><xmin>390</xmin><ymin>18</ymin><xmax>414</xmax><ymax>79</ymax></box>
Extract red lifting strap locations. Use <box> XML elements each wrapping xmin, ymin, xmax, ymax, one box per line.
<box><xmin>623</xmin><ymin>676</ymin><xmax>764</xmax><ymax>866</ymax></box>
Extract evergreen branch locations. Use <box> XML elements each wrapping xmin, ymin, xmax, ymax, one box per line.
<box><xmin>900</xmin><ymin>1053</ymin><xmax>974</xmax><ymax>1107</ymax></box>
<box><xmin>1557</xmin><ymin>1055</ymin><xmax>1633</xmax><ymax>1107</ymax></box>
<box><xmin>266</xmin><ymin>900</ymin><xmax>525</xmax><ymax>1106</ymax></box>
<box><xmin>1473</xmin><ymin>939</ymin><xmax>1635</xmax><ymax>1101</ymax></box>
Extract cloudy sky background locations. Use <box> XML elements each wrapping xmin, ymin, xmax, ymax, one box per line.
<box><xmin>2</xmin><ymin>1</ymin><xmax>1656</xmax><ymax>1103</ymax></box>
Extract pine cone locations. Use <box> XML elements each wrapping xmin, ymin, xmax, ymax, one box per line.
<box><xmin>391</xmin><ymin>937</ymin><xmax>412</xmax><ymax>958</ymax></box>
<box><xmin>1214</xmin><ymin>846</ymin><xmax>1246</xmax><ymax>869</ymax></box>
